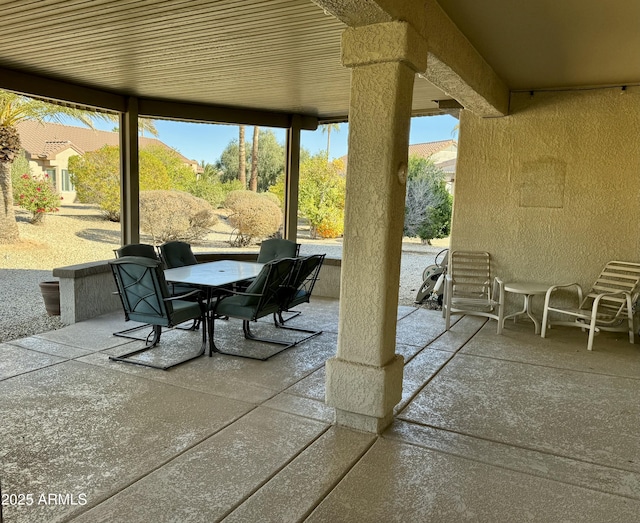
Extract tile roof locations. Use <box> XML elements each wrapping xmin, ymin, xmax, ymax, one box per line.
<box><xmin>15</xmin><ymin>120</ymin><xmax>197</xmax><ymax>165</ymax></box>
<box><xmin>337</xmin><ymin>139</ymin><xmax>457</xmax><ymax>172</ymax></box>
<box><xmin>408</xmin><ymin>139</ymin><xmax>457</xmax><ymax>158</ymax></box>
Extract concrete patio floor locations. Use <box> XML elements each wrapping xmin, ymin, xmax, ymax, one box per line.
<box><xmin>1</xmin><ymin>297</ymin><xmax>640</xmax><ymax>522</ymax></box>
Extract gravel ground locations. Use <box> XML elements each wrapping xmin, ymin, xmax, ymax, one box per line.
<box><xmin>0</xmin><ymin>204</ymin><xmax>446</xmax><ymax>343</ymax></box>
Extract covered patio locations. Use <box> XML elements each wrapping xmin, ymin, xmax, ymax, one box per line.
<box><xmin>2</xmin><ymin>0</ymin><xmax>640</xmax><ymax>520</ymax></box>
<box><xmin>1</xmin><ymin>301</ymin><xmax>639</xmax><ymax>521</ymax></box>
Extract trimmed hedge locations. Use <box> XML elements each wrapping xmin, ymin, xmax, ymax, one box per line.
<box><xmin>224</xmin><ymin>190</ymin><xmax>281</xmax><ymax>247</ymax></box>
<box><xmin>140</xmin><ymin>190</ymin><xmax>218</xmax><ymax>244</ymax></box>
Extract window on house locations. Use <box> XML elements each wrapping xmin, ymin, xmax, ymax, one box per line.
<box><xmin>45</xmin><ymin>168</ymin><xmax>56</xmax><ymax>188</ymax></box>
<box><xmin>61</xmin><ymin>169</ymin><xmax>74</xmax><ymax>192</ymax></box>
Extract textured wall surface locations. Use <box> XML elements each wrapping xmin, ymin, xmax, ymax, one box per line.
<box><xmin>451</xmin><ymin>88</ymin><xmax>640</xmax><ymax>300</ymax></box>
<box><xmin>56</xmin><ymin>264</ymin><xmax>121</xmax><ymax>324</ymax></box>
<box><xmin>326</xmin><ymin>21</ymin><xmax>418</xmax><ymax>432</ymax></box>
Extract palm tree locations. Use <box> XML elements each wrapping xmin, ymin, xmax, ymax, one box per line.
<box><xmin>320</xmin><ymin>123</ymin><xmax>341</xmax><ymax>159</ymax></box>
<box><xmin>238</xmin><ymin>125</ymin><xmax>247</xmax><ymax>187</ymax></box>
<box><xmin>249</xmin><ymin>126</ymin><xmax>260</xmax><ymax>192</ymax></box>
<box><xmin>138</xmin><ymin>118</ymin><xmax>158</xmax><ymax>137</ymax></box>
<box><xmin>0</xmin><ymin>90</ymin><xmax>116</xmax><ymax>243</ymax></box>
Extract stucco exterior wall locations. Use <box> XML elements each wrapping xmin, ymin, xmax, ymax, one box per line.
<box><xmin>26</xmin><ymin>146</ymin><xmax>79</xmax><ymax>200</ymax></box>
<box><xmin>451</xmin><ymin>88</ymin><xmax>640</xmax><ymax>298</ymax></box>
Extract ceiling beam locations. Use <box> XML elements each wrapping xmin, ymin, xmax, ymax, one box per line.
<box><xmin>0</xmin><ymin>67</ymin><xmax>125</xmax><ymax>113</ymax></box>
<box><xmin>0</xmin><ymin>66</ymin><xmax>318</xmax><ymax>129</ymax></box>
<box><xmin>138</xmin><ymin>99</ymin><xmax>318</xmax><ymax>130</ymax></box>
<box><xmin>313</xmin><ymin>0</ymin><xmax>509</xmax><ymax>117</ymax></box>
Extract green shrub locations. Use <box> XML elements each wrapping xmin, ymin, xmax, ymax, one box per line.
<box><xmin>185</xmin><ymin>178</ymin><xmax>244</xmax><ymax>208</ymax></box>
<box><xmin>404</xmin><ymin>155</ymin><xmax>452</xmax><ymax>245</ymax></box>
<box><xmin>10</xmin><ymin>149</ymin><xmax>32</xmax><ymax>192</ymax></box>
<box><xmin>140</xmin><ymin>190</ymin><xmax>218</xmax><ymax>244</ymax></box>
<box><xmin>314</xmin><ymin>209</ymin><xmax>344</xmax><ymax>238</ymax></box>
<box><xmin>297</xmin><ymin>155</ymin><xmax>345</xmax><ymax>239</ymax></box>
<box><xmin>224</xmin><ymin>190</ymin><xmax>281</xmax><ymax>246</ymax></box>
<box><xmin>70</xmin><ymin>145</ymin><xmax>172</xmax><ymax>221</ymax></box>
<box><xmin>13</xmin><ymin>173</ymin><xmax>62</xmax><ymax>224</ymax></box>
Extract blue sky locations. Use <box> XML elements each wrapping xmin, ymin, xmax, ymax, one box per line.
<box><xmin>62</xmin><ymin>114</ymin><xmax>458</xmax><ymax>165</ymax></box>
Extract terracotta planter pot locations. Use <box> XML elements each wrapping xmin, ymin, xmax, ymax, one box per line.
<box><xmin>39</xmin><ymin>281</ymin><xmax>60</xmax><ymax>316</ymax></box>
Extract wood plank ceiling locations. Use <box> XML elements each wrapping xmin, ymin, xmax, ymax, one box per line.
<box><xmin>0</xmin><ymin>0</ymin><xmax>449</xmax><ymax>120</ymax></box>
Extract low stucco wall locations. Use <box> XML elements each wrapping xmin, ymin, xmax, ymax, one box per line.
<box><xmin>451</xmin><ymin>87</ymin><xmax>640</xmax><ymax>314</ymax></box>
<box><xmin>53</xmin><ymin>254</ymin><xmax>342</xmax><ymax>324</ymax></box>
<box><xmin>53</xmin><ymin>261</ymin><xmax>121</xmax><ymax>324</ymax></box>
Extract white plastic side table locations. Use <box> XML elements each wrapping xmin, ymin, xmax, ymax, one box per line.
<box><xmin>502</xmin><ymin>282</ymin><xmax>551</xmax><ymax>334</ymax></box>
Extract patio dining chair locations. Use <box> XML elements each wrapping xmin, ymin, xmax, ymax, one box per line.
<box><xmin>109</xmin><ymin>256</ymin><xmax>207</xmax><ymax>370</ymax></box>
<box><xmin>114</xmin><ymin>243</ymin><xmax>159</xmax><ymax>260</ymax></box>
<box><xmin>234</xmin><ymin>238</ymin><xmax>301</xmax><ymax>291</ymax></box>
<box><xmin>158</xmin><ymin>240</ymin><xmax>205</xmax><ymax>302</ymax></box>
<box><xmin>443</xmin><ymin>250</ymin><xmax>505</xmax><ymax>334</ymax></box>
<box><xmin>275</xmin><ymin>254</ymin><xmax>325</xmax><ymax>338</ymax></box>
<box><xmin>159</xmin><ymin>241</ymin><xmax>198</xmax><ymax>269</ymax></box>
<box><xmin>114</xmin><ymin>242</ymin><xmax>199</xmax><ymax>337</ymax></box>
<box><xmin>257</xmin><ymin>238</ymin><xmax>300</xmax><ymax>263</ymax></box>
<box><xmin>209</xmin><ymin>257</ymin><xmax>299</xmax><ymax>360</ymax></box>
<box><xmin>541</xmin><ymin>260</ymin><xmax>640</xmax><ymax>351</ymax></box>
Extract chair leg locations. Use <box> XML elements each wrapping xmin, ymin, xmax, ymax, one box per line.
<box><xmin>273</xmin><ymin>313</ymin><xmax>322</xmax><ymax>343</ymax></box>
<box><xmin>113</xmin><ymin>323</ymin><xmax>155</xmax><ymax>342</ymax></box>
<box><xmin>587</xmin><ymin>312</ymin><xmax>598</xmax><ymax>351</ymax></box>
<box><xmin>626</xmin><ymin>295</ymin><xmax>635</xmax><ymax>345</ymax></box>
<box><xmin>212</xmin><ymin>319</ymin><xmax>297</xmax><ymax>361</ymax></box>
<box><xmin>277</xmin><ymin>310</ymin><xmax>302</xmax><ymax>324</ymax></box>
<box><xmin>110</xmin><ymin>322</ymin><xmax>206</xmax><ymax>370</ymax></box>
<box><xmin>541</xmin><ymin>305</ymin><xmax>550</xmax><ymax>339</ymax></box>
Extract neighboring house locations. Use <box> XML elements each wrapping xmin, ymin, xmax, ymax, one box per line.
<box><xmin>14</xmin><ymin>121</ymin><xmax>200</xmax><ymax>201</ymax></box>
<box><xmin>338</xmin><ymin>139</ymin><xmax>457</xmax><ymax>193</ymax></box>
<box><xmin>407</xmin><ymin>139</ymin><xmax>457</xmax><ymax>193</ymax></box>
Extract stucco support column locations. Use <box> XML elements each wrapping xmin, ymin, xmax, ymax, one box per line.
<box><xmin>119</xmin><ymin>97</ymin><xmax>140</xmax><ymax>246</ymax></box>
<box><xmin>284</xmin><ymin>115</ymin><xmax>302</xmax><ymax>242</ymax></box>
<box><xmin>325</xmin><ymin>21</ymin><xmax>428</xmax><ymax>433</ymax></box>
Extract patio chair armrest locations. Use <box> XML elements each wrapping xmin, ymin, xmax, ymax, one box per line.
<box><xmin>546</xmin><ymin>282</ymin><xmax>581</xmax><ymax>293</ymax></box>
<box><xmin>492</xmin><ymin>277</ymin><xmax>505</xmax><ymax>303</ymax></box>
<box><xmin>590</xmin><ymin>289</ymin><xmax>631</xmax><ymax>307</ymax></box>
<box><xmin>164</xmin><ymin>289</ymin><xmax>203</xmax><ymax>302</ymax></box>
<box><xmin>218</xmin><ymin>288</ymin><xmax>263</xmax><ymax>298</ymax></box>
<box><xmin>544</xmin><ymin>282</ymin><xmax>582</xmax><ymax>305</ymax></box>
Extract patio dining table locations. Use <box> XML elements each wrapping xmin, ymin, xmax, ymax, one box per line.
<box><xmin>164</xmin><ymin>260</ymin><xmax>265</xmax><ymax>352</ymax></box>
<box><xmin>164</xmin><ymin>260</ymin><xmax>264</xmax><ymax>289</ymax></box>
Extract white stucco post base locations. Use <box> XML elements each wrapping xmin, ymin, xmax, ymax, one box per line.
<box><xmin>327</xmin><ymin>355</ymin><xmax>404</xmax><ymax>433</ymax></box>
<box><xmin>325</xmin><ymin>21</ymin><xmax>428</xmax><ymax>433</ymax></box>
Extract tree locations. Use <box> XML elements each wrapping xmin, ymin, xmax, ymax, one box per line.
<box><xmin>238</xmin><ymin>125</ymin><xmax>247</xmax><ymax>187</ymax></box>
<box><xmin>143</xmin><ymin>144</ymin><xmax>196</xmax><ymax>191</ymax></box>
<box><xmin>0</xmin><ymin>90</ymin><xmax>113</xmax><ymax>243</ymax></box>
<box><xmin>217</xmin><ymin>130</ymin><xmax>285</xmax><ymax>192</ymax></box>
<box><xmin>320</xmin><ymin>123</ymin><xmax>341</xmax><ymax>159</ymax></box>
<box><xmin>255</xmin><ymin>130</ymin><xmax>286</xmax><ymax>192</ymax></box>
<box><xmin>70</xmin><ymin>145</ymin><xmax>172</xmax><ymax>221</ymax></box>
<box><xmin>249</xmin><ymin>126</ymin><xmax>260</xmax><ymax>191</ymax></box>
<box><xmin>138</xmin><ymin>118</ymin><xmax>159</xmax><ymax>137</ymax></box>
<box><xmin>271</xmin><ymin>154</ymin><xmax>345</xmax><ymax>238</ymax></box>
<box><xmin>403</xmin><ymin>155</ymin><xmax>452</xmax><ymax>245</ymax></box>
<box><xmin>111</xmin><ymin>118</ymin><xmax>159</xmax><ymax>137</ymax></box>
<box><xmin>199</xmin><ymin>160</ymin><xmax>219</xmax><ymax>181</ymax></box>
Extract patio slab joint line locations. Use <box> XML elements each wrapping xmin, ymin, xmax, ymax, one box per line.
<box><xmin>217</xmin><ymin>424</ymin><xmax>333</xmax><ymax>521</ymax></box>
<box><xmin>0</xmin><ymin>356</ymin><xmax>69</xmax><ymax>383</ymax></box>
<box><xmin>452</xmin><ymin>350</ymin><xmax>640</xmax><ymax>381</ymax></box>
<box><xmin>396</xmin><ymin>318</ymin><xmax>486</xmax><ymax>413</ymax></box>
<box><xmin>70</xmin><ymin>403</ymin><xmax>264</xmax><ymax>520</ymax></box>
<box><xmin>298</xmin><ymin>434</ymin><xmax>380</xmax><ymax>521</ymax></box>
<box><xmin>389</xmin><ymin>419</ymin><xmax>640</xmax><ymax>501</ymax></box>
